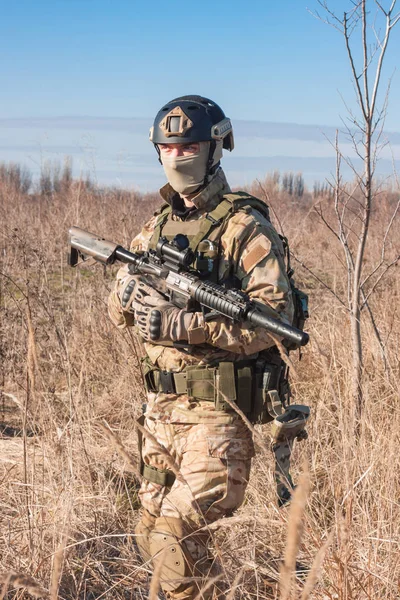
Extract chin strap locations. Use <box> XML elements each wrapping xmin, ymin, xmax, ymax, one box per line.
<box><xmin>203</xmin><ymin>140</ymin><xmax>216</xmax><ymax>188</ymax></box>
<box><xmin>154</xmin><ymin>144</ymin><xmax>162</xmax><ymax>164</ymax></box>
<box><xmin>189</xmin><ymin>142</ymin><xmax>219</xmax><ymax>196</ymax></box>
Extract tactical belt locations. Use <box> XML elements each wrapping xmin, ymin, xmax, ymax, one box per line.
<box><xmin>144</xmin><ymin>361</ymin><xmax>254</xmax><ymax>413</ymax></box>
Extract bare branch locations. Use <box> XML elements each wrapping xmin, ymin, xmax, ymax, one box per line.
<box><xmin>375</xmin><ymin>0</ymin><xmax>388</xmax><ymax>15</ymax></box>
<box><xmin>337</xmin><ymin>91</ymin><xmax>362</xmax><ymax>128</ymax></box>
<box><xmin>314</xmin><ymin>204</ymin><xmax>340</xmax><ymax>240</ymax></box>
<box><xmin>375</xmin><ymin>0</ymin><xmax>399</xmax><ymax>22</ymax></box>
<box><xmin>371</xmin><ymin>83</ymin><xmax>390</xmax><ymax>139</ymax></box>
<box><xmin>361</xmin><ymin>255</ymin><xmax>400</xmax><ymax>306</ymax></box>
<box><xmin>360</xmin><ymin>293</ymin><xmax>389</xmax><ymax>369</ymax></box>
<box><xmin>362</xmin><ymin>1</ymin><xmax>371</xmax><ymax>115</ymax></box>
<box><xmin>290</xmin><ymin>252</ymin><xmax>348</xmax><ymax>309</ymax></box>
<box><xmin>361</xmin><ymin>194</ymin><xmax>400</xmax><ymax>289</ymax></box>
<box><xmin>370</xmin><ymin>7</ymin><xmax>394</xmax><ymax>116</ymax></box>
<box><xmin>345</xmin><ymin>213</ymin><xmax>364</xmax><ymax>244</ymax></box>
<box><xmin>360</xmin><ymin>259</ymin><xmax>385</xmax><ymax>289</ymax></box>
<box><xmin>389</xmin><ymin>0</ymin><xmax>398</xmax><ymax>16</ymax></box>
<box><xmin>344</xmin><ymin>10</ymin><xmax>369</xmax><ymax>120</ymax></box>
<box><xmin>391</xmin><ymin>13</ymin><xmax>400</xmax><ymax>26</ymax></box>
<box><xmin>307</xmin><ymin>2</ymin><xmax>344</xmax><ymax>30</ymax></box>
<box><xmin>333</xmin><ymin>132</ymin><xmax>354</xmax><ymax>307</ymax></box>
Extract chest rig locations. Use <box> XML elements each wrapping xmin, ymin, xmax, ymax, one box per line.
<box><xmin>147</xmin><ymin>191</ymin><xmax>271</xmax><ymax>284</ymax></box>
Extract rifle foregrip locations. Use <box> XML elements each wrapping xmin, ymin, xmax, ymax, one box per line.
<box><xmin>191</xmin><ymin>280</ymin><xmax>309</xmax><ymax>347</ymax></box>
<box><xmin>192</xmin><ymin>282</ymin><xmax>243</xmax><ymax>320</ymax></box>
<box><xmin>247</xmin><ymin>309</ymin><xmax>309</xmax><ymax>347</ymax></box>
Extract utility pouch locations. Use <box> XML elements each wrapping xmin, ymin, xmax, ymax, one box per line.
<box><xmin>251</xmin><ymin>360</ymin><xmax>284</xmax><ymax>424</ymax></box>
<box><xmin>185</xmin><ymin>366</ymin><xmax>217</xmax><ymax>402</ymax></box>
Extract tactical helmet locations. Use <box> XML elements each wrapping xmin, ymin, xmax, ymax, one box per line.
<box><xmin>150</xmin><ymin>95</ymin><xmax>234</xmax><ymax>151</ymax></box>
<box><xmin>150</xmin><ymin>96</ymin><xmax>234</xmax><ymax>193</ymax></box>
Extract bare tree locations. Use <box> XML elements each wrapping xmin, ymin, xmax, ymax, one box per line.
<box><xmin>294</xmin><ymin>172</ymin><xmax>305</xmax><ymax>198</ymax></box>
<box><xmin>0</xmin><ymin>162</ymin><xmax>32</xmax><ymax>194</ymax></box>
<box><xmin>311</xmin><ymin>1</ymin><xmax>400</xmax><ymax>420</ymax></box>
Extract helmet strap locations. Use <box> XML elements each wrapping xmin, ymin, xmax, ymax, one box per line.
<box><xmin>203</xmin><ymin>140</ymin><xmax>216</xmax><ymax>188</ymax></box>
<box><xmin>154</xmin><ymin>144</ymin><xmax>162</xmax><ymax>164</ymax></box>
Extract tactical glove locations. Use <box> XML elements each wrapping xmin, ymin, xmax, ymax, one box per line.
<box><xmin>118</xmin><ymin>274</ymin><xmax>163</xmax><ymax>313</ymax></box>
<box><xmin>133</xmin><ymin>295</ymin><xmax>193</xmax><ymax>343</ymax></box>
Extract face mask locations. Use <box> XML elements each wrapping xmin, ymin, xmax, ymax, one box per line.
<box><xmin>161</xmin><ymin>141</ymin><xmax>223</xmax><ymax>196</ymax></box>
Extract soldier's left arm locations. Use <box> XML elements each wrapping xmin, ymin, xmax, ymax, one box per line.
<box><xmin>187</xmin><ymin>209</ymin><xmax>294</xmax><ymax>355</ymax></box>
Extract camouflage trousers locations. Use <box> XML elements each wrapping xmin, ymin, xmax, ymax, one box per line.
<box><xmin>137</xmin><ymin>413</ymin><xmax>255</xmax><ymax>598</ymax></box>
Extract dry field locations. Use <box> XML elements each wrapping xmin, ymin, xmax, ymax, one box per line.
<box><xmin>0</xmin><ymin>173</ymin><xmax>399</xmax><ymax>599</ymax></box>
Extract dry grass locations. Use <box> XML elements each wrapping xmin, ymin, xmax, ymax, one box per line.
<box><xmin>0</xmin><ymin>173</ymin><xmax>399</xmax><ymax>599</ymax></box>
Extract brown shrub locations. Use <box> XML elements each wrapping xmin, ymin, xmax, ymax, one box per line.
<box><xmin>0</xmin><ymin>170</ymin><xmax>399</xmax><ymax>599</ymax></box>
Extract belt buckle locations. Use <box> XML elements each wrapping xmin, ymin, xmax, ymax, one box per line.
<box><xmin>159</xmin><ymin>370</ymin><xmax>176</xmax><ymax>394</ymax></box>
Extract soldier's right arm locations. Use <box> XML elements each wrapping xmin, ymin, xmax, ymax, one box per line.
<box><xmin>107</xmin><ymin>215</ymin><xmax>159</xmax><ymax>329</ymax></box>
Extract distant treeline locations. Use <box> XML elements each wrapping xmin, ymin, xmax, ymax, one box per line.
<box><xmin>0</xmin><ymin>158</ymin><xmax>92</xmax><ymax>196</ymax></box>
<box><xmin>0</xmin><ymin>157</ymin><xmax>394</xmax><ymax>199</ymax></box>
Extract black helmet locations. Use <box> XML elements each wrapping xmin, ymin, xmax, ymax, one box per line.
<box><xmin>149</xmin><ymin>95</ymin><xmax>234</xmax><ymax>151</ymax></box>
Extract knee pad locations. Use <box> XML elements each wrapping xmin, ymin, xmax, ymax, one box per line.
<box><xmin>135</xmin><ymin>510</ymin><xmax>156</xmax><ymax>563</ymax></box>
<box><xmin>149</xmin><ymin>517</ymin><xmax>200</xmax><ymax>597</ymax></box>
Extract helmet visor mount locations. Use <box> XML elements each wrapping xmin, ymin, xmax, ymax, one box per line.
<box><xmin>159</xmin><ymin>106</ymin><xmax>194</xmax><ymax>138</ymax></box>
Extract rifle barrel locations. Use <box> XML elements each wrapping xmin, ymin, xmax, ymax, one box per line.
<box><xmin>246</xmin><ymin>308</ymin><xmax>309</xmax><ymax>347</ymax></box>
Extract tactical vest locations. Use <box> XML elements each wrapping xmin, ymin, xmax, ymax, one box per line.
<box><xmin>145</xmin><ymin>191</ymin><xmax>308</xmax><ymax>419</ymax></box>
<box><xmin>148</xmin><ymin>191</ymin><xmax>272</xmax><ymax>282</ymax></box>
<box><xmin>147</xmin><ymin>191</ymin><xmax>308</xmax><ymax>337</ymax></box>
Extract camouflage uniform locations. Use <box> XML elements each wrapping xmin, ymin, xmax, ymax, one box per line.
<box><xmin>108</xmin><ymin>168</ymin><xmax>294</xmax><ymax>598</ymax></box>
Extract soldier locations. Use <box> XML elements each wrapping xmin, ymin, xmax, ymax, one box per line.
<box><xmin>108</xmin><ymin>95</ymin><xmax>308</xmax><ymax>599</ymax></box>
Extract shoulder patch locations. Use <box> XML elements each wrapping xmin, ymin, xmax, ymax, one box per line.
<box><xmin>241</xmin><ymin>234</ymin><xmax>272</xmax><ymax>273</ymax></box>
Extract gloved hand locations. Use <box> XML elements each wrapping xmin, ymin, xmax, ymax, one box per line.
<box><xmin>133</xmin><ymin>295</ymin><xmax>193</xmax><ymax>343</ymax></box>
<box><xmin>118</xmin><ymin>274</ymin><xmax>163</xmax><ymax>313</ymax></box>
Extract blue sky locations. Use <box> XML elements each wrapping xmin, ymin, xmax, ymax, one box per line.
<box><xmin>1</xmin><ymin>0</ymin><xmax>399</xmax><ymax>190</ymax></box>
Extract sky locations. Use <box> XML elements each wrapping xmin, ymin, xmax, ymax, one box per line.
<box><xmin>1</xmin><ymin>0</ymin><xmax>399</xmax><ymax>191</ymax></box>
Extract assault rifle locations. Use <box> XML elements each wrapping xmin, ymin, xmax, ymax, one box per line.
<box><xmin>68</xmin><ymin>227</ymin><xmax>309</xmax><ymax>348</ymax></box>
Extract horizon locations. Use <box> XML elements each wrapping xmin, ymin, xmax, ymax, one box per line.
<box><xmin>1</xmin><ymin>115</ymin><xmax>399</xmax><ymax>192</ymax></box>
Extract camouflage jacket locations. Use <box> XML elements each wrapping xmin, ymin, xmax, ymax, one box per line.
<box><xmin>108</xmin><ymin>168</ymin><xmax>294</xmax><ymax>374</ymax></box>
